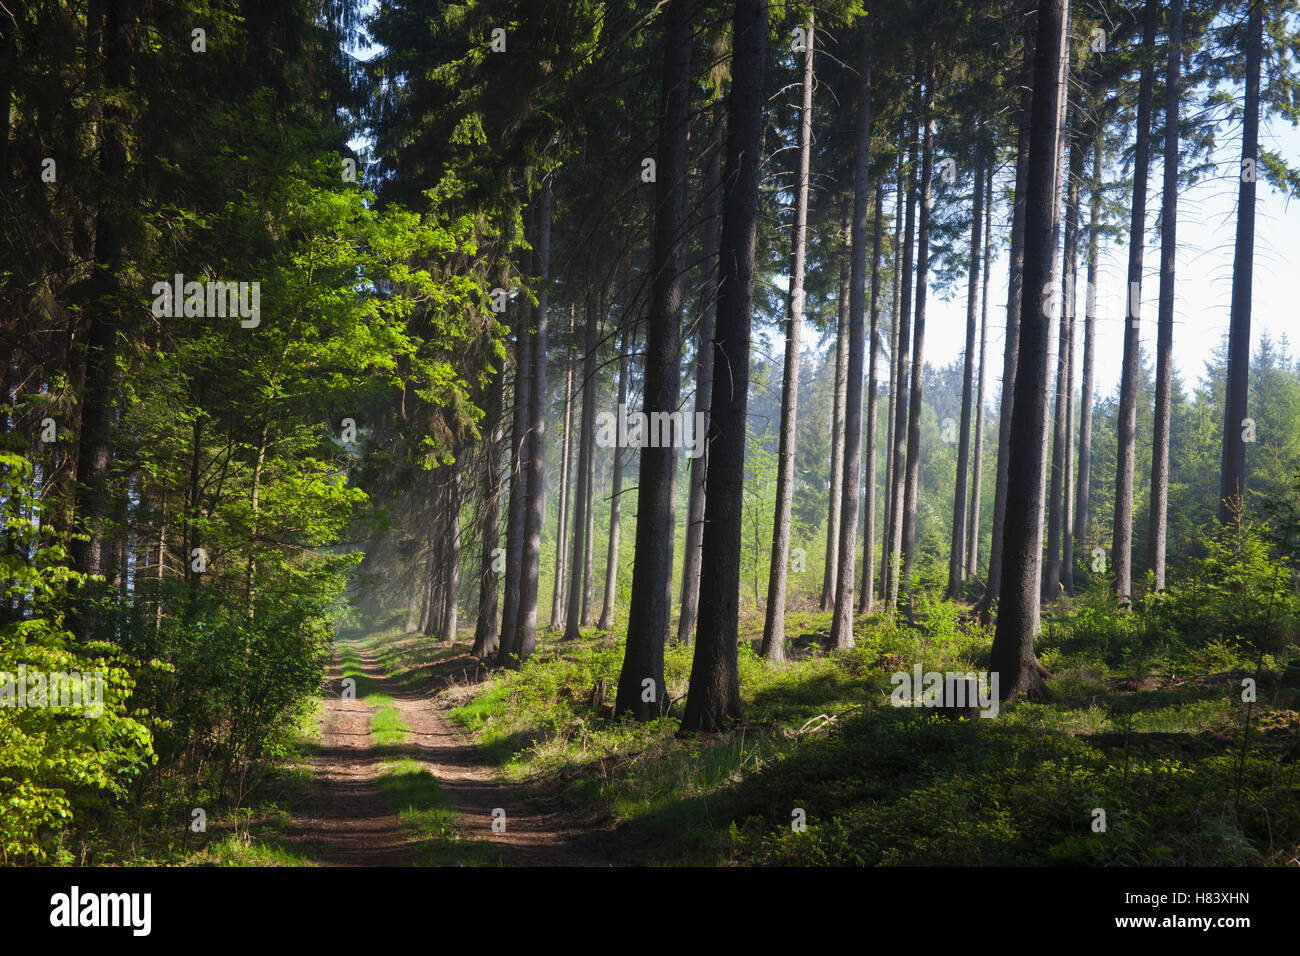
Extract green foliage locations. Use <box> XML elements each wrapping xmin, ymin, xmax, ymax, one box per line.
<box><xmin>0</xmin><ymin>457</ymin><xmax>154</xmax><ymax>863</ymax></box>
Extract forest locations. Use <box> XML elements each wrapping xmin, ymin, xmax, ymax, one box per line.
<box><xmin>2</xmin><ymin>0</ymin><xmax>1300</xmax><ymax>877</ymax></box>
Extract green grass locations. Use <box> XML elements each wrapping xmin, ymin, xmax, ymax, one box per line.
<box><xmin>376</xmin><ymin>760</ymin><xmax>500</xmax><ymax>866</ymax></box>
<box><xmin>334</xmin><ymin>637</ymin><xmax>493</xmax><ymax>864</ymax></box>
<box><xmin>430</xmin><ymin>587</ymin><xmax>1300</xmax><ymax>866</ymax></box>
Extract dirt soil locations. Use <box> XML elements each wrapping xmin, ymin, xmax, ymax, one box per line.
<box><xmin>279</xmin><ymin>643</ymin><xmax>619</xmax><ymax>866</ymax></box>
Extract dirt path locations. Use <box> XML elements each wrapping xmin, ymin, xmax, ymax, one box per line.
<box><xmin>282</xmin><ymin>642</ymin><xmax>617</xmax><ymax>866</ymax></box>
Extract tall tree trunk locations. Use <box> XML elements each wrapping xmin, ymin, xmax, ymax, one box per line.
<box><xmin>598</xmin><ymin>322</ymin><xmax>630</xmax><ymax>631</ymax></box>
<box><xmin>1060</xmin><ymin>131</ymin><xmax>1083</xmax><ymax>596</ymax></box>
<box><xmin>1219</xmin><ymin>0</ymin><xmax>1262</xmax><ymax>525</ymax></box>
<box><xmin>821</xmin><ymin>198</ymin><xmax>851</xmax><ymax>611</ymax></box>
<box><xmin>443</xmin><ymin>466</ymin><xmax>461</xmax><ymax>641</ymax></box>
<box><xmin>581</xmin><ymin>406</ymin><xmax>597</xmax><ymax>625</ymax></box>
<box><xmin>1044</xmin><ymin>120</ymin><xmax>1083</xmax><ymax>600</ymax></box>
<box><xmin>513</xmin><ymin>176</ymin><xmax>552</xmax><ymax>664</ymax></box>
<box><xmin>827</xmin><ymin>24</ymin><xmax>871</xmax><ymax>649</ymax></box>
<box><xmin>472</xmin><ymin>358</ymin><xmax>506</xmax><ymax>658</ymax></box>
<box><xmin>967</xmin><ymin>158</ymin><xmax>994</xmax><ymax>578</ymax></box>
<box><xmin>949</xmin><ymin>144</ymin><xmax>985</xmax><ymax>597</ymax></box>
<box><xmin>681</xmin><ymin>0</ymin><xmax>766</xmax><ymax>732</ymax></box>
<box><xmin>1073</xmin><ymin>130</ymin><xmax>1101</xmax><ymax>580</ymax></box>
<box><xmin>884</xmin><ymin>114</ymin><xmax>918</xmax><ymax>609</ymax></box>
<box><xmin>551</xmin><ymin>306</ymin><xmax>575</xmax><ymax>628</ymax></box>
<box><xmin>900</xmin><ymin>67</ymin><xmax>935</xmax><ymax>601</ymax></box>
<box><xmin>617</xmin><ymin>0</ymin><xmax>694</xmax><ymax>720</ymax></box>
<box><xmin>858</xmin><ymin>182</ymin><xmax>884</xmax><ymax>612</ymax></box>
<box><xmin>761</xmin><ymin>13</ymin><xmax>814</xmax><ymax>662</ymax></box>
<box><xmin>1148</xmin><ymin>0</ymin><xmax>1181</xmax><ymax>580</ymax></box>
<box><xmin>565</xmin><ymin>290</ymin><xmax>600</xmax><ymax>640</ymax></box>
<box><xmin>70</xmin><ymin>0</ymin><xmax>132</xmax><ymax>639</ymax></box>
<box><xmin>982</xmin><ymin>17</ymin><xmax>1035</xmax><ymax>623</ymax></box>
<box><xmin>678</xmin><ymin>103</ymin><xmax>724</xmax><ymax>643</ymax></box>
<box><xmin>1112</xmin><ymin>0</ymin><xmax>1154</xmax><ymax>606</ymax></box>
<box><xmin>990</xmin><ymin>0</ymin><xmax>1069</xmax><ymax>703</ymax></box>
<box><xmin>880</xmin><ymin>162</ymin><xmax>905</xmax><ymax>601</ymax></box>
<box><xmin>1113</xmin><ymin>0</ymin><xmax>1157</xmax><ymax>604</ymax></box>
<box><xmin>495</xmin><ymin>268</ymin><xmax>533</xmax><ymax>665</ymax></box>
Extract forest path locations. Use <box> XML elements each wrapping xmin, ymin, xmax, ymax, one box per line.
<box><xmin>282</xmin><ymin>639</ymin><xmax>617</xmax><ymax>866</ymax></box>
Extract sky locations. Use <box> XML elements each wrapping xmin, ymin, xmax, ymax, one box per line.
<box><xmin>345</xmin><ymin>12</ymin><xmax>1297</xmax><ymax>406</ymax></box>
<box><xmin>921</xmin><ymin>115</ymin><xmax>1300</xmax><ymax>401</ymax></box>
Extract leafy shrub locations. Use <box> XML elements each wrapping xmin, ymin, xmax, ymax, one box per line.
<box><xmin>0</xmin><ymin>455</ymin><xmax>155</xmax><ymax>863</ymax></box>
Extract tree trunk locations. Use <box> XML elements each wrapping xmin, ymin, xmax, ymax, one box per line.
<box><xmin>761</xmin><ymin>13</ymin><xmax>813</xmax><ymax>662</ymax></box>
<box><xmin>617</xmin><ymin>0</ymin><xmax>694</xmax><ymax>720</ymax></box>
<box><xmin>900</xmin><ymin>67</ymin><xmax>935</xmax><ymax>601</ymax></box>
<box><xmin>989</xmin><ymin>0</ymin><xmax>1069</xmax><ymax>704</ymax></box>
<box><xmin>1148</xmin><ymin>0</ymin><xmax>1181</xmax><ymax>581</ymax></box>
<box><xmin>598</xmin><ymin>322</ymin><xmax>630</xmax><ymax>632</ymax></box>
<box><xmin>551</xmin><ymin>305</ymin><xmax>575</xmax><ymax>629</ymax></box>
<box><xmin>1060</xmin><ymin>131</ymin><xmax>1083</xmax><ymax>596</ymax></box>
<box><xmin>966</xmin><ymin>158</ymin><xmax>994</xmax><ymax>578</ymax></box>
<box><xmin>495</xmin><ymin>265</ymin><xmax>533</xmax><ymax>665</ymax></box>
<box><xmin>1044</xmin><ymin>118</ymin><xmax>1083</xmax><ymax>600</ymax></box>
<box><xmin>880</xmin><ymin>160</ymin><xmax>905</xmax><ymax>601</ymax></box>
<box><xmin>983</xmin><ymin>16</ymin><xmax>1035</xmax><ymax>622</ymax></box>
<box><xmin>70</xmin><ymin>0</ymin><xmax>132</xmax><ymax>639</ymax></box>
<box><xmin>948</xmin><ymin>144</ymin><xmax>985</xmax><ymax>597</ymax></box>
<box><xmin>827</xmin><ymin>24</ymin><xmax>871</xmax><ymax>649</ymax></box>
<box><xmin>858</xmin><ymin>182</ymin><xmax>884</xmax><ymax>613</ymax></box>
<box><xmin>884</xmin><ymin>114</ymin><xmax>918</xmax><ymax>610</ymax></box>
<box><xmin>678</xmin><ymin>103</ymin><xmax>724</xmax><ymax>643</ymax></box>
<box><xmin>681</xmin><ymin>0</ymin><xmax>766</xmax><ymax>733</ymax></box>
<box><xmin>1112</xmin><ymin>0</ymin><xmax>1157</xmax><ymax>604</ymax></box>
<box><xmin>472</xmin><ymin>356</ymin><xmax>506</xmax><ymax>658</ymax></box>
<box><xmin>565</xmin><ymin>290</ymin><xmax>600</xmax><ymax>640</ymax></box>
<box><xmin>1073</xmin><ymin>130</ymin><xmax>1101</xmax><ymax>581</ymax></box>
<box><xmin>443</xmin><ymin>465</ymin><xmax>461</xmax><ymax>642</ymax></box>
<box><xmin>1219</xmin><ymin>0</ymin><xmax>1262</xmax><ymax>525</ymax></box>
<box><xmin>821</xmin><ymin>198</ymin><xmax>851</xmax><ymax>611</ymax></box>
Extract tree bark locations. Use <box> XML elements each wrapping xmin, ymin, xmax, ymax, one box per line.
<box><xmin>1113</xmin><ymin>0</ymin><xmax>1157</xmax><ymax>604</ymax></box>
<box><xmin>598</xmin><ymin>321</ymin><xmax>630</xmax><ymax>632</ymax></box>
<box><xmin>616</xmin><ymin>0</ymin><xmax>694</xmax><ymax>720</ymax></box>
<box><xmin>1044</xmin><ymin>119</ymin><xmax>1083</xmax><ymax>600</ymax></box>
<box><xmin>511</xmin><ymin>178</ymin><xmax>553</xmax><ymax>664</ymax></box>
<box><xmin>949</xmin><ymin>144</ymin><xmax>985</xmax><ymax>597</ymax></box>
<box><xmin>678</xmin><ymin>103</ymin><xmax>724</xmax><ymax>644</ymax></box>
<box><xmin>967</xmin><ymin>158</ymin><xmax>994</xmax><ymax>578</ymax></box>
<box><xmin>472</xmin><ymin>355</ymin><xmax>506</xmax><ymax>658</ymax></box>
<box><xmin>761</xmin><ymin>13</ymin><xmax>814</xmax><ymax>662</ymax></box>
<box><xmin>551</xmin><ymin>305</ymin><xmax>575</xmax><ymax>629</ymax></box>
<box><xmin>563</xmin><ymin>291</ymin><xmax>600</xmax><ymax>640</ymax></box>
<box><xmin>989</xmin><ymin>0</ymin><xmax>1069</xmax><ymax>704</ymax></box>
<box><xmin>1148</xmin><ymin>0</ymin><xmax>1181</xmax><ymax>581</ymax></box>
<box><xmin>681</xmin><ymin>0</ymin><xmax>766</xmax><ymax>733</ymax></box>
<box><xmin>70</xmin><ymin>0</ymin><xmax>132</xmax><ymax>639</ymax></box>
<box><xmin>495</xmin><ymin>251</ymin><xmax>534</xmax><ymax>666</ymax></box>
<box><xmin>880</xmin><ymin>160</ymin><xmax>905</xmax><ymax>601</ymax></box>
<box><xmin>822</xmin><ymin>198</ymin><xmax>851</xmax><ymax>611</ymax></box>
<box><xmin>982</xmin><ymin>16</ymin><xmax>1035</xmax><ymax>622</ymax></box>
<box><xmin>1073</xmin><ymin>130</ymin><xmax>1101</xmax><ymax>581</ymax></box>
<box><xmin>858</xmin><ymin>182</ymin><xmax>884</xmax><ymax>613</ymax></box>
<box><xmin>900</xmin><ymin>66</ymin><xmax>935</xmax><ymax>600</ymax></box>
<box><xmin>1219</xmin><ymin>0</ymin><xmax>1262</xmax><ymax>525</ymax></box>
<box><xmin>828</xmin><ymin>24</ymin><xmax>871</xmax><ymax>649</ymax></box>
<box><xmin>884</xmin><ymin>114</ymin><xmax>918</xmax><ymax>610</ymax></box>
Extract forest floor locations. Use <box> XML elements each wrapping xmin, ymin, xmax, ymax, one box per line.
<box><xmin>275</xmin><ymin>638</ymin><xmax>619</xmax><ymax>866</ymax></box>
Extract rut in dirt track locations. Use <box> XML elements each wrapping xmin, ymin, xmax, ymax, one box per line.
<box><xmin>282</xmin><ymin>642</ymin><xmax>619</xmax><ymax>866</ymax></box>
